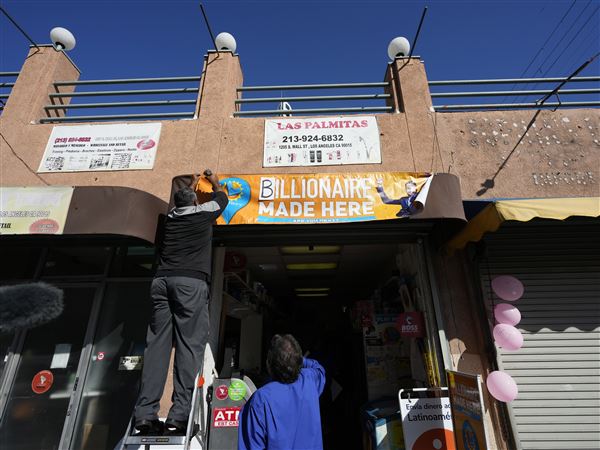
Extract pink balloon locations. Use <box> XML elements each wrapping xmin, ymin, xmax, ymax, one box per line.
<box><xmin>491</xmin><ymin>276</ymin><xmax>524</xmax><ymax>301</ymax></box>
<box><xmin>486</xmin><ymin>371</ymin><xmax>518</xmax><ymax>402</ymax></box>
<box><xmin>494</xmin><ymin>303</ymin><xmax>521</xmax><ymax>326</ymax></box>
<box><xmin>493</xmin><ymin>324</ymin><xmax>523</xmax><ymax>351</ymax></box>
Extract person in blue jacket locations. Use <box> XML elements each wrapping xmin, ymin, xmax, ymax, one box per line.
<box><xmin>238</xmin><ymin>334</ymin><xmax>325</xmax><ymax>450</ymax></box>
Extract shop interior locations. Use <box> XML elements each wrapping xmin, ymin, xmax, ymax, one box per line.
<box><xmin>215</xmin><ymin>241</ymin><xmax>444</xmax><ymax>450</ymax></box>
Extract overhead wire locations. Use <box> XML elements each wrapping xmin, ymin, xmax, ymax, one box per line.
<box><xmin>504</xmin><ymin>0</ymin><xmax>577</xmax><ymax>103</ymax></box>
<box><xmin>539</xmin><ymin>5</ymin><xmax>600</xmax><ymax>78</ymax></box>
<box><xmin>522</xmin><ymin>0</ymin><xmax>595</xmax><ymax>98</ymax></box>
<box><xmin>563</xmin><ymin>21</ymin><xmax>600</xmax><ymax>74</ymax></box>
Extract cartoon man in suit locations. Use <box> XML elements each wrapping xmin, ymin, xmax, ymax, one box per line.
<box><xmin>376</xmin><ymin>178</ymin><xmax>420</xmax><ymax>217</ymax></box>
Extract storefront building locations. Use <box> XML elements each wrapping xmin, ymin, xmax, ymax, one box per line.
<box><xmin>0</xmin><ymin>44</ymin><xmax>598</xmax><ymax>450</ymax></box>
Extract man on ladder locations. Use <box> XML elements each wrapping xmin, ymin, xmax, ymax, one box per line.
<box><xmin>133</xmin><ymin>170</ymin><xmax>227</xmax><ymax>436</ymax></box>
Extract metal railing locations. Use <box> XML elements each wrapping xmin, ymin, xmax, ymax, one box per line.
<box><xmin>10</xmin><ymin>73</ymin><xmax>595</xmax><ymax>123</ymax></box>
<box><xmin>235</xmin><ymin>82</ymin><xmax>393</xmax><ymax>117</ymax></box>
<box><xmin>430</xmin><ymin>76</ymin><xmax>600</xmax><ymax>111</ymax></box>
<box><xmin>39</xmin><ymin>76</ymin><xmax>201</xmax><ymax>123</ymax></box>
<box><xmin>0</xmin><ymin>71</ymin><xmax>19</xmax><ymax>114</ymax></box>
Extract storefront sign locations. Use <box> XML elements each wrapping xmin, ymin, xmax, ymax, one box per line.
<box><xmin>399</xmin><ymin>388</ymin><xmax>455</xmax><ymax>450</ymax></box>
<box><xmin>195</xmin><ymin>172</ymin><xmax>431</xmax><ymax>225</ymax></box>
<box><xmin>39</xmin><ymin>123</ymin><xmax>161</xmax><ymax>172</ymax></box>
<box><xmin>0</xmin><ymin>186</ymin><xmax>73</xmax><ymax>235</ymax></box>
<box><xmin>263</xmin><ymin>116</ymin><xmax>381</xmax><ymax>167</ymax></box>
<box><xmin>31</xmin><ymin>370</ymin><xmax>54</xmax><ymax>394</ymax></box>
<box><xmin>397</xmin><ymin>312</ymin><xmax>426</xmax><ymax>338</ymax></box>
<box><xmin>447</xmin><ymin>371</ymin><xmax>488</xmax><ymax>450</ymax></box>
<box><xmin>213</xmin><ymin>407</ymin><xmax>241</xmax><ymax>428</ymax></box>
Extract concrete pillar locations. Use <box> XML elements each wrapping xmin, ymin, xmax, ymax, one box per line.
<box><xmin>197</xmin><ymin>51</ymin><xmax>243</xmax><ymax>119</ymax></box>
<box><xmin>383</xmin><ymin>57</ymin><xmax>447</xmax><ymax>172</ymax></box>
<box><xmin>387</xmin><ymin>57</ymin><xmax>433</xmax><ymax>114</ymax></box>
<box><xmin>2</xmin><ymin>45</ymin><xmax>80</xmax><ymax>125</ymax></box>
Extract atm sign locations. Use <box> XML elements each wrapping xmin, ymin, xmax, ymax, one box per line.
<box><xmin>213</xmin><ymin>407</ymin><xmax>241</xmax><ymax>428</ymax></box>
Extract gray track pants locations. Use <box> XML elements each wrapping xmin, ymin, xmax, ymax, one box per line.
<box><xmin>134</xmin><ymin>276</ymin><xmax>210</xmax><ymax>423</ymax></box>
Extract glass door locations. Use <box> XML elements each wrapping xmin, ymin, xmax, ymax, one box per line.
<box><xmin>69</xmin><ymin>281</ymin><xmax>151</xmax><ymax>450</ymax></box>
<box><xmin>0</xmin><ymin>286</ymin><xmax>96</xmax><ymax>450</ymax></box>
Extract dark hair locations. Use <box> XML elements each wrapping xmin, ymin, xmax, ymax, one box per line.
<box><xmin>174</xmin><ymin>187</ymin><xmax>197</xmax><ymax>207</ymax></box>
<box><xmin>266</xmin><ymin>334</ymin><xmax>303</xmax><ymax>384</ymax></box>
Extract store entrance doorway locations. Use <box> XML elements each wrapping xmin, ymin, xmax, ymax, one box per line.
<box><xmin>215</xmin><ymin>238</ymin><xmax>445</xmax><ymax>450</ymax></box>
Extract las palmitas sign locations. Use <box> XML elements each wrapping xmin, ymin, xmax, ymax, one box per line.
<box><xmin>263</xmin><ymin>116</ymin><xmax>381</xmax><ymax>167</ymax></box>
<box><xmin>195</xmin><ymin>172</ymin><xmax>432</xmax><ymax>225</ymax></box>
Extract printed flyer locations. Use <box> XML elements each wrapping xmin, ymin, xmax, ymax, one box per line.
<box><xmin>447</xmin><ymin>371</ymin><xmax>488</xmax><ymax>450</ymax></box>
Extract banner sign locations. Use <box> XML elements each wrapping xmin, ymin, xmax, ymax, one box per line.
<box><xmin>195</xmin><ymin>172</ymin><xmax>431</xmax><ymax>225</ymax></box>
<box><xmin>447</xmin><ymin>371</ymin><xmax>488</xmax><ymax>450</ymax></box>
<box><xmin>0</xmin><ymin>186</ymin><xmax>73</xmax><ymax>235</ymax></box>
<box><xmin>39</xmin><ymin>123</ymin><xmax>161</xmax><ymax>173</ymax></box>
<box><xmin>399</xmin><ymin>388</ymin><xmax>455</xmax><ymax>450</ymax></box>
<box><xmin>263</xmin><ymin>116</ymin><xmax>381</xmax><ymax>167</ymax></box>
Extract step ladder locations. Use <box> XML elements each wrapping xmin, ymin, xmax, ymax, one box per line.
<box><xmin>118</xmin><ymin>373</ymin><xmax>207</xmax><ymax>450</ymax></box>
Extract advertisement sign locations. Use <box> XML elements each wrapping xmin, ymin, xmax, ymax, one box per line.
<box><xmin>31</xmin><ymin>370</ymin><xmax>54</xmax><ymax>395</ymax></box>
<box><xmin>364</xmin><ymin>314</ymin><xmax>411</xmax><ymax>400</ymax></box>
<box><xmin>263</xmin><ymin>116</ymin><xmax>381</xmax><ymax>167</ymax></box>
<box><xmin>195</xmin><ymin>172</ymin><xmax>431</xmax><ymax>225</ymax></box>
<box><xmin>397</xmin><ymin>312</ymin><xmax>426</xmax><ymax>338</ymax></box>
<box><xmin>0</xmin><ymin>186</ymin><xmax>73</xmax><ymax>235</ymax></box>
<box><xmin>39</xmin><ymin>123</ymin><xmax>161</xmax><ymax>172</ymax></box>
<box><xmin>399</xmin><ymin>388</ymin><xmax>455</xmax><ymax>450</ymax></box>
<box><xmin>213</xmin><ymin>407</ymin><xmax>241</xmax><ymax>428</ymax></box>
<box><xmin>447</xmin><ymin>371</ymin><xmax>488</xmax><ymax>450</ymax></box>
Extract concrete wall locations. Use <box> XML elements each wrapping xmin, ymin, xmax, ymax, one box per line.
<box><xmin>433</xmin><ymin>250</ymin><xmax>516</xmax><ymax>450</ymax></box>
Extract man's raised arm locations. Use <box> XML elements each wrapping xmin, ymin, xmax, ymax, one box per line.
<box><xmin>303</xmin><ymin>357</ymin><xmax>326</xmax><ymax>395</ymax></box>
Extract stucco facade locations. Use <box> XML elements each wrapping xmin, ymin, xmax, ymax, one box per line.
<box><xmin>2</xmin><ymin>47</ymin><xmax>598</xmax><ymax>202</ymax></box>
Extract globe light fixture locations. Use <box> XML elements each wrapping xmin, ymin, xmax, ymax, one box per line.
<box><xmin>50</xmin><ymin>27</ymin><xmax>76</xmax><ymax>51</ymax></box>
<box><xmin>215</xmin><ymin>32</ymin><xmax>236</xmax><ymax>53</ymax></box>
<box><xmin>387</xmin><ymin>37</ymin><xmax>410</xmax><ymax>60</ymax></box>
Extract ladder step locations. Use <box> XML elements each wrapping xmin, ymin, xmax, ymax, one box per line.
<box><xmin>124</xmin><ymin>435</ymin><xmax>187</xmax><ymax>446</ymax></box>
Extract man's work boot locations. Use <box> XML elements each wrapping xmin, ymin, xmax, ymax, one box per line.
<box><xmin>134</xmin><ymin>419</ymin><xmax>164</xmax><ymax>436</ymax></box>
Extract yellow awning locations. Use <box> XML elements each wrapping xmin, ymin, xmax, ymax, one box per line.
<box><xmin>446</xmin><ymin>197</ymin><xmax>600</xmax><ymax>253</ymax></box>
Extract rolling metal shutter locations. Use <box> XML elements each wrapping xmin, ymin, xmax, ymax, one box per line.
<box><xmin>479</xmin><ymin>220</ymin><xmax>600</xmax><ymax>450</ymax></box>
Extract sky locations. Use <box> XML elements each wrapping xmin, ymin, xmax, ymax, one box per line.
<box><xmin>0</xmin><ymin>0</ymin><xmax>598</xmax><ymax>113</ymax></box>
